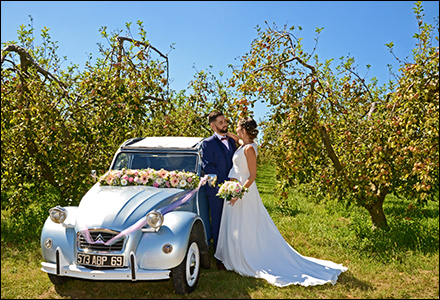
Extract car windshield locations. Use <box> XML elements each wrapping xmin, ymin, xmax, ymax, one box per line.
<box><xmin>113</xmin><ymin>152</ymin><xmax>198</xmax><ymax>173</ymax></box>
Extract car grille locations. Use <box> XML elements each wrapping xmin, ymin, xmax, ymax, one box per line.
<box><xmin>77</xmin><ymin>229</ymin><xmax>125</xmax><ymax>252</ymax></box>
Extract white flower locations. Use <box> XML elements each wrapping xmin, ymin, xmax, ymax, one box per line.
<box><xmin>121</xmin><ymin>179</ymin><xmax>128</xmax><ymax>186</ymax></box>
<box><xmin>179</xmin><ymin>180</ymin><xmax>187</xmax><ymax>188</ymax></box>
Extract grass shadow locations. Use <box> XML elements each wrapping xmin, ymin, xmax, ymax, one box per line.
<box><xmin>384</xmin><ymin>194</ymin><xmax>439</xmax><ymax>220</ymax></box>
<box><xmin>52</xmin><ymin>270</ymin><xmax>260</xmax><ymax>299</ymax></box>
<box><xmin>338</xmin><ymin>271</ymin><xmax>374</xmax><ymax>292</ymax></box>
<box><xmin>350</xmin><ymin>196</ymin><xmax>439</xmax><ymax>262</ymax></box>
<box><xmin>52</xmin><ymin>248</ymin><xmax>260</xmax><ymax>299</ymax></box>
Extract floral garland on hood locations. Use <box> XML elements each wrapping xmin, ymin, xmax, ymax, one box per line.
<box><xmin>99</xmin><ymin>168</ymin><xmax>200</xmax><ymax>190</ymax></box>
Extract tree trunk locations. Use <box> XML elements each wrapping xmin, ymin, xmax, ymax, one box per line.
<box><xmin>321</xmin><ymin>126</ymin><xmax>343</xmax><ymax>172</ymax></box>
<box><xmin>365</xmin><ymin>191</ymin><xmax>389</xmax><ymax>230</ymax></box>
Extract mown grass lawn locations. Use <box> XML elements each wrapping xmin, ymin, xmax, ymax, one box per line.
<box><xmin>1</xmin><ymin>163</ymin><xmax>438</xmax><ymax>299</ymax></box>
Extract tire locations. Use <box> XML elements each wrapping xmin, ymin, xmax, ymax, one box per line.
<box><xmin>48</xmin><ymin>273</ymin><xmax>68</xmax><ymax>285</ymax></box>
<box><xmin>171</xmin><ymin>234</ymin><xmax>201</xmax><ymax>294</ymax></box>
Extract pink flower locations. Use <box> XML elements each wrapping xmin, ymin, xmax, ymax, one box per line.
<box><xmin>158</xmin><ymin>169</ymin><xmax>168</xmax><ymax>178</ymax></box>
<box><xmin>105</xmin><ymin>176</ymin><xmax>114</xmax><ymax>185</ymax></box>
<box><xmin>128</xmin><ymin>177</ymin><xmax>134</xmax><ymax>183</ymax></box>
<box><xmin>170</xmin><ymin>177</ymin><xmax>179</xmax><ymax>187</ymax></box>
<box><xmin>141</xmin><ymin>174</ymin><xmax>148</xmax><ymax>184</ymax></box>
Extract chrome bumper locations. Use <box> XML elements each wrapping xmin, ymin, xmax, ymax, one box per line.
<box><xmin>41</xmin><ymin>262</ymin><xmax>170</xmax><ymax>281</ymax></box>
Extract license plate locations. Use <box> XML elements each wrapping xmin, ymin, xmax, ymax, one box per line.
<box><xmin>77</xmin><ymin>253</ymin><xmax>124</xmax><ymax>267</ymax></box>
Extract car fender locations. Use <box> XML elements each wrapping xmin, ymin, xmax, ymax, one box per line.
<box><xmin>136</xmin><ymin>210</ymin><xmax>207</xmax><ymax>270</ymax></box>
<box><xmin>40</xmin><ymin>206</ymin><xmax>78</xmax><ymax>265</ymax></box>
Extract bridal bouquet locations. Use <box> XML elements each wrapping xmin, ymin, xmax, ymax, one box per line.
<box><xmin>216</xmin><ymin>180</ymin><xmax>249</xmax><ymax>201</ymax></box>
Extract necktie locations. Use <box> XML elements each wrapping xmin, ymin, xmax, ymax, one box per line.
<box><xmin>221</xmin><ymin>136</ymin><xmax>229</xmax><ymax>141</ymax></box>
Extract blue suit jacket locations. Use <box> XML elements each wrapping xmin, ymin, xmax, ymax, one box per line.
<box><xmin>201</xmin><ymin>135</ymin><xmax>236</xmax><ymax>197</ymax></box>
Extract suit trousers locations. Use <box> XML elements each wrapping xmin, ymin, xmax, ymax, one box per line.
<box><xmin>207</xmin><ymin>194</ymin><xmax>224</xmax><ymax>263</ymax></box>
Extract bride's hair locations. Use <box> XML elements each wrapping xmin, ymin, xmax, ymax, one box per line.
<box><xmin>239</xmin><ymin>117</ymin><xmax>258</xmax><ymax>139</ymax></box>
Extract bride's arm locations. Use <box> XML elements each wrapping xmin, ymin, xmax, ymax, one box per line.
<box><xmin>243</xmin><ymin>146</ymin><xmax>257</xmax><ymax>189</ymax></box>
<box><xmin>226</xmin><ymin>132</ymin><xmax>243</xmax><ymax>146</ymax></box>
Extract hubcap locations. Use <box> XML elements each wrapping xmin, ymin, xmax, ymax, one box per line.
<box><xmin>186</xmin><ymin>242</ymin><xmax>200</xmax><ymax>286</ymax></box>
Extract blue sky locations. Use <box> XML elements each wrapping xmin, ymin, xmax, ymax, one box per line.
<box><xmin>1</xmin><ymin>1</ymin><xmax>439</xmax><ymax>121</ymax></box>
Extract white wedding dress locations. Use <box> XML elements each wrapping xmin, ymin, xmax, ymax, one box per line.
<box><xmin>215</xmin><ymin>143</ymin><xmax>348</xmax><ymax>287</ymax></box>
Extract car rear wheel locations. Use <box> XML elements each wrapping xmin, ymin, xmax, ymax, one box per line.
<box><xmin>171</xmin><ymin>234</ymin><xmax>201</xmax><ymax>294</ymax></box>
<box><xmin>48</xmin><ymin>273</ymin><xmax>68</xmax><ymax>285</ymax></box>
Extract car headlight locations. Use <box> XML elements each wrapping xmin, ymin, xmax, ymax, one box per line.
<box><xmin>146</xmin><ymin>210</ymin><xmax>164</xmax><ymax>229</ymax></box>
<box><xmin>49</xmin><ymin>206</ymin><xmax>67</xmax><ymax>224</ymax></box>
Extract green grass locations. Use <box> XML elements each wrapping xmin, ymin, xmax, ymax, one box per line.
<box><xmin>1</xmin><ymin>163</ymin><xmax>439</xmax><ymax>298</ymax></box>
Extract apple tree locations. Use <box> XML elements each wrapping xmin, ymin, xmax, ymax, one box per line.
<box><xmin>229</xmin><ymin>2</ymin><xmax>438</xmax><ymax>229</ymax></box>
<box><xmin>1</xmin><ymin>20</ymin><xmax>174</xmax><ymax>211</ymax></box>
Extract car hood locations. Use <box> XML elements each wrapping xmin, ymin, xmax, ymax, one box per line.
<box><xmin>76</xmin><ymin>183</ymin><xmax>190</xmax><ymax>231</ymax></box>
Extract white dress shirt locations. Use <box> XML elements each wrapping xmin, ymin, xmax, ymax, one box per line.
<box><xmin>215</xmin><ymin>132</ymin><xmax>229</xmax><ymax>150</ymax></box>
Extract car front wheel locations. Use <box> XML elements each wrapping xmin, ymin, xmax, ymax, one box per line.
<box><xmin>171</xmin><ymin>234</ymin><xmax>201</xmax><ymax>294</ymax></box>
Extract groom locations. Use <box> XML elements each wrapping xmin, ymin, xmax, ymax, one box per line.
<box><xmin>201</xmin><ymin>111</ymin><xmax>236</xmax><ymax>270</ymax></box>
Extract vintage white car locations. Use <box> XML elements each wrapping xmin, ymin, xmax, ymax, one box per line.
<box><xmin>40</xmin><ymin>137</ymin><xmax>216</xmax><ymax>294</ymax></box>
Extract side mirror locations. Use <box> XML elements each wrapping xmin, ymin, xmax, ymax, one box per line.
<box><xmin>91</xmin><ymin>170</ymin><xmax>97</xmax><ymax>183</ymax></box>
<box><xmin>206</xmin><ymin>174</ymin><xmax>217</xmax><ymax>187</ymax></box>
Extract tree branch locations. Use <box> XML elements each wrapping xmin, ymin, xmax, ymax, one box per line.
<box><xmin>366</xmin><ymin>102</ymin><xmax>377</xmax><ymax>121</ymax></box>
<box><xmin>320</xmin><ymin>126</ymin><xmax>343</xmax><ymax>172</ymax></box>
<box><xmin>116</xmin><ymin>36</ymin><xmax>168</xmax><ymax>59</ymax></box>
<box><xmin>341</xmin><ymin>63</ymin><xmax>374</xmax><ymax>101</ymax></box>
<box><xmin>1</xmin><ymin>44</ymin><xmax>68</xmax><ymax>94</ymax></box>
<box><xmin>116</xmin><ymin>36</ymin><xmax>170</xmax><ymax>99</ymax></box>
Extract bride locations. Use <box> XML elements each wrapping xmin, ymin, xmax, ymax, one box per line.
<box><xmin>214</xmin><ymin>117</ymin><xmax>348</xmax><ymax>287</ymax></box>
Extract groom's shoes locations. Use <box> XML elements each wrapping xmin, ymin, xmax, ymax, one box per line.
<box><xmin>217</xmin><ymin>262</ymin><xmax>226</xmax><ymax>270</ymax></box>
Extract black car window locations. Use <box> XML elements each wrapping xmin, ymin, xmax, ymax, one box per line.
<box><xmin>113</xmin><ymin>153</ymin><xmax>198</xmax><ymax>173</ymax></box>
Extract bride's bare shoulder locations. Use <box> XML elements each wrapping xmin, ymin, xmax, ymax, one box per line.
<box><xmin>244</xmin><ymin>144</ymin><xmax>256</xmax><ymax>155</ymax></box>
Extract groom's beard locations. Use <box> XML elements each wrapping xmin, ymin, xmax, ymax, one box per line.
<box><xmin>215</xmin><ymin>125</ymin><xmax>228</xmax><ymax>134</ymax></box>
<box><xmin>218</xmin><ymin>128</ymin><xmax>228</xmax><ymax>134</ymax></box>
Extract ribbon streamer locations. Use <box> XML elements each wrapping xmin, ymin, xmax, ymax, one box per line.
<box><xmin>80</xmin><ymin>175</ymin><xmax>209</xmax><ymax>246</ymax></box>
